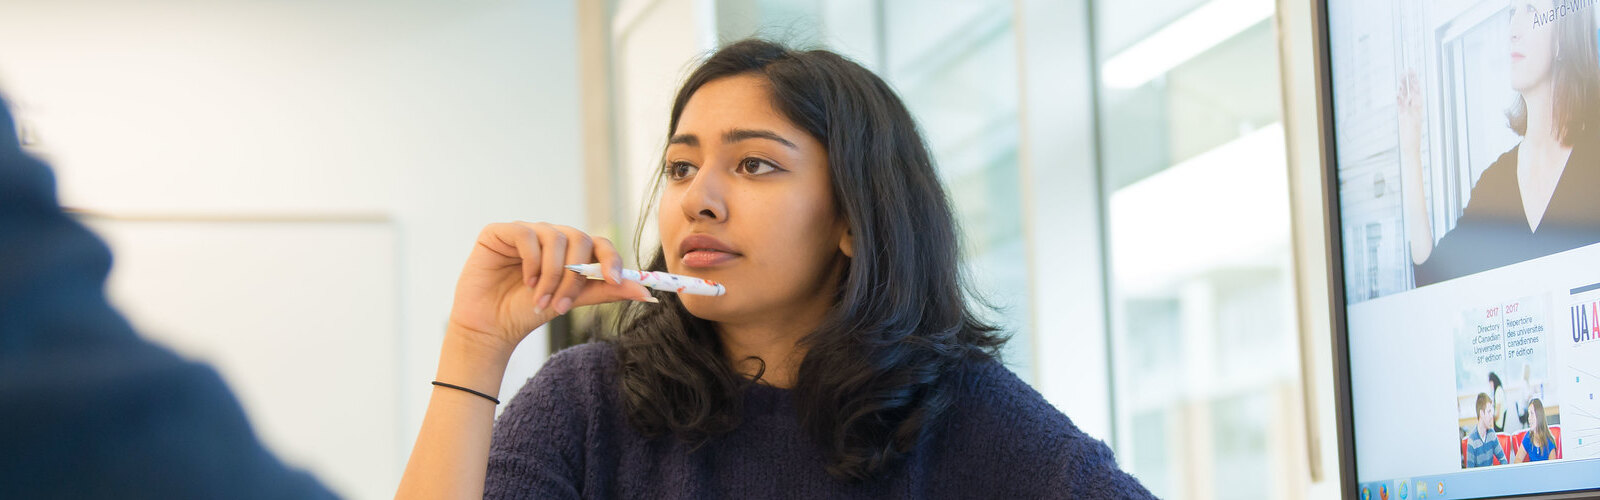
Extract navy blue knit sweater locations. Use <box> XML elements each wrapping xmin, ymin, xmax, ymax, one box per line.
<box><xmin>486</xmin><ymin>342</ymin><xmax>1154</xmax><ymax>499</ymax></box>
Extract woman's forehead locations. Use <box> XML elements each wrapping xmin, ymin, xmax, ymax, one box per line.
<box><xmin>676</xmin><ymin>75</ymin><xmax>798</xmax><ymax>137</ymax></box>
<box><xmin>671</xmin><ymin>76</ymin><xmax>827</xmax><ymax>156</ymax></box>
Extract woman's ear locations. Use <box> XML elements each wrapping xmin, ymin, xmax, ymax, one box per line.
<box><xmin>839</xmin><ymin>227</ymin><xmax>855</xmax><ymax>258</ymax></box>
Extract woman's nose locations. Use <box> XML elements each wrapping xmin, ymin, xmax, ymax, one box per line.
<box><xmin>680</xmin><ymin>166</ymin><xmax>727</xmax><ymax>221</ymax></box>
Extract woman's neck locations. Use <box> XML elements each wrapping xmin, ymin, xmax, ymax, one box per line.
<box><xmin>715</xmin><ymin>283</ymin><xmax>837</xmax><ymax>388</ymax></box>
<box><xmin>717</xmin><ymin>320</ymin><xmax>811</xmax><ymax>388</ymax></box>
<box><xmin>714</xmin><ymin>256</ymin><xmax>847</xmax><ymax>389</ymax></box>
<box><xmin>1522</xmin><ymin>83</ymin><xmax>1562</xmax><ymax>152</ymax></box>
<box><xmin>1516</xmin><ymin>82</ymin><xmax>1573</xmax><ymax>232</ymax></box>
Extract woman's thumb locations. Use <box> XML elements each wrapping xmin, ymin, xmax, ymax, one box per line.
<box><xmin>576</xmin><ymin>278</ymin><xmax>658</xmax><ymax>307</ymax></box>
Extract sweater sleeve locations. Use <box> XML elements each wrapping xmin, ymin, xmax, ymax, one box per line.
<box><xmin>485</xmin><ymin>343</ymin><xmax>611</xmax><ymax>499</ymax></box>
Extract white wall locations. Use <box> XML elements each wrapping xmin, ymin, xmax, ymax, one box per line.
<box><xmin>0</xmin><ymin>1</ymin><xmax>584</xmax><ymax>498</ymax></box>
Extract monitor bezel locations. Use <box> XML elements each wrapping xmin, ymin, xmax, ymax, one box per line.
<box><xmin>1313</xmin><ymin>0</ymin><xmax>1600</xmax><ymax>498</ymax></box>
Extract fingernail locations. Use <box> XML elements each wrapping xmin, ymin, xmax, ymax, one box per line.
<box><xmin>638</xmin><ymin>296</ymin><xmax>660</xmax><ymax>304</ymax></box>
<box><xmin>611</xmin><ymin>268</ymin><xmax>622</xmax><ymax>284</ymax></box>
<box><xmin>555</xmin><ymin>297</ymin><xmax>573</xmax><ymax>315</ymax></box>
<box><xmin>536</xmin><ymin>294</ymin><xmax>552</xmax><ymax>312</ymax></box>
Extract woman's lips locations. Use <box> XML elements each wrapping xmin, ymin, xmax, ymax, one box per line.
<box><xmin>683</xmin><ymin>250</ymin><xmax>738</xmax><ymax>268</ymax></box>
<box><xmin>1512</xmin><ymin>52</ymin><xmax>1525</xmax><ymax>62</ymax></box>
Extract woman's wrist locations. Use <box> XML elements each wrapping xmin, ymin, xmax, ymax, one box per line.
<box><xmin>434</xmin><ymin>326</ymin><xmax>518</xmax><ymax>398</ymax></box>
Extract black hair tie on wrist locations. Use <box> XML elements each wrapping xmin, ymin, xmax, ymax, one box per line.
<box><xmin>431</xmin><ymin>381</ymin><xmax>500</xmax><ymax>405</ymax></box>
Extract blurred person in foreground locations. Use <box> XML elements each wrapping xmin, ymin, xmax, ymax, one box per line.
<box><xmin>0</xmin><ymin>96</ymin><xmax>335</xmax><ymax>499</ymax></box>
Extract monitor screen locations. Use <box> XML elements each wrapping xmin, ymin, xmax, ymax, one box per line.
<box><xmin>1324</xmin><ymin>0</ymin><xmax>1600</xmax><ymax>498</ymax></box>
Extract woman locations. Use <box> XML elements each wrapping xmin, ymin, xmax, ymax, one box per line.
<box><xmin>1399</xmin><ymin>0</ymin><xmax>1600</xmax><ymax>286</ymax></box>
<box><xmin>1513</xmin><ymin>398</ymin><xmax>1556</xmax><ymax>462</ymax></box>
<box><xmin>396</xmin><ymin>39</ymin><xmax>1152</xmax><ymax>498</ymax></box>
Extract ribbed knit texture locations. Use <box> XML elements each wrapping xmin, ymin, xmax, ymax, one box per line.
<box><xmin>486</xmin><ymin>342</ymin><xmax>1154</xmax><ymax>499</ymax></box>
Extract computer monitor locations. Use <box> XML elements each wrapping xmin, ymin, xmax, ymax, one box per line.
<box><xmin>1317</xmin><ymin>0</ymin><xmax>1600</xmax><ymax>498</ymax></box>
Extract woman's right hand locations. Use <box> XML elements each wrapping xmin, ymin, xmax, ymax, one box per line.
<box><xmin>401</xmin><ymin>223</ymin><xmax>652</xmax><ymax>500</ymax></box>
<box><xmin>1396</xmin><ymin>69</ymin><xmax>1437</xmax><ymax>264</ymax></box>
<box><xmin>445</xmin><ymin>222</ymin><xmax>655</xmax><ymax>355</ymax></box>
<box><xmin>1397</xmin><ymin>70</ymin><xmax>1424</xmax><ymax>159</ymax></box>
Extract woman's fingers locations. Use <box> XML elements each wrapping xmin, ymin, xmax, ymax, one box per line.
<box><xmin>593</xmin><ymin>237</ymin><xmax>626</xmax><ymax>285</ymax></box>
<box><xmin>530</xmin><ymin>225</ymin><xmax>568</xmax><ymax>312</ymax></box>
<box><xmin>1397</xmin><ymin>70</ymin><xmax>1418</xmax><ymax>109</ymax></box>
<box><xmin>591</xmin><ymin>237</ymin><xmax>654</xmax><ymax>302</ymax></box>
<box><xmin>450</xmin><ymin>221</ymin><xmax>663</xmax><ymax>350</ymax></box>
<box><xmin>490</xmin><ymin>224</ymin><xmax>657</xmax><ymax>317</ymax></box>
<box><xmin>573</xmin><ymin>278</ymin><xmax>655</xmax><ymax>308</ymax></box>
<box><xmin>509</xmin><ymin>224</ymin><xmax>543</xmax><ymax>288</ymax></box>
<box><xmin>549</xmin><ymin>228</ymin><xmax>594</xmax><ymax>315</ymax></box>
<box><xmin>472</xmin><ymin>223</ymin><xmax>521</xmax><ymax>262</ymax></box>
<box><xmin>1403</xmin><ymin>73</ymin><xmax>1421</xmax><ymax>109</ymax></box>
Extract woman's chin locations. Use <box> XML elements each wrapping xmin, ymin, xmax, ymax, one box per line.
<box><xmin>679</xmin><ymin>295</ymin><xmax>739</xmax><ymax>323</ymax></box>
<box><xmin>1510</xmin><ymin>73</ymin><xmax>1547</xmax><ymax>93</ymax></box>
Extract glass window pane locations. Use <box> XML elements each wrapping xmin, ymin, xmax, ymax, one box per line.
<box><xmin>1092</xmin><ymin>1</ymin><xmax>1299</xmax><ymax>498</ymax></box>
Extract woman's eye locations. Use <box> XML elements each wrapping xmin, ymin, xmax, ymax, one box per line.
<box><xmin>665</xmin><ymin>162</ymin><xmax>698</xmax><ymax>180</ymax></box>
<box><xmin>738</xmin><ymin>158</ymin><xmax>779</xmax><ymax>175</ymax></box>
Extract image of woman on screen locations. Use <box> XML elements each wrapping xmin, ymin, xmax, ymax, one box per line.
<box><xmin>1399</xmin><ymin>1</ymin><xmax>1600</xmax><ymax>287</ymax></box>
<box><xmin>1513</xmin><ymin>398</ymin><xmax>1556</xmax><ymax>462</ymax></box>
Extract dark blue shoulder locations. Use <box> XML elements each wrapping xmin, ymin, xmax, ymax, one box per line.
<box><xmin>933</xmin><ymin>357</ymin><xmax>1157</xmax><ymax>498</ymax></box>
<box><xmin>944</xmin><ymin>357</ymin><xmax>1085</xmax><ymax>436</ymax></box>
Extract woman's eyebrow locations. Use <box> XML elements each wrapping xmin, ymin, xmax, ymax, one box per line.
<box><xmin>668</xmin><ymin>134</ymin><xmax>699</xmax><ymax>147</ymax></box>
<box><xmin>668</xmin><ymin>129</ymin><xmax>799</xmax><ymax>150</ymax></box>
<box><xmin>723</xmin><ymin>128</ymin><xmax>798</xmax><ymax>150</ymax></box>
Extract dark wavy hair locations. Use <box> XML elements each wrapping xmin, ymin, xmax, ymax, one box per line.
<box><xmin>609</xmin><ymin>38</ymin><xmax>1007</xmax><ymax>482</ymax></box>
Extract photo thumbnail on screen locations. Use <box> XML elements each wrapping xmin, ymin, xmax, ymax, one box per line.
<box><xmin>1333</xmin><ymin>0</ymin><xmax>1600</xmax><ymax>305</ymax></box>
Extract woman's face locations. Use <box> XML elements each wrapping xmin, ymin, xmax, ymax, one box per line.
<box><xmin>1510</xmin><ymin>0</ymin><xmax>1556</xmax><ymax>91</ymax></box>
<box><xmin>658</xmin><ymin>73</ymin><xmax>852</xmax><ymax>326</ymax></box>
<box><xmin>1530</xmin><ymin>403</ymin><xmax>1543</xmax><ymax>428</ymax></box>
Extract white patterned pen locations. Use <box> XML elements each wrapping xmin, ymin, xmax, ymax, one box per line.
<box><xmin>564</xmin><ymin>264</ymin><xmax>726</xmax><ymax>296</ymax></box>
